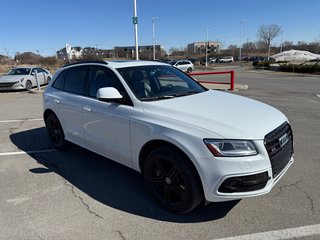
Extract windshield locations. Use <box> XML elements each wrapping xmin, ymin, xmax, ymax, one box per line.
<box><xmin>6</xmin><ymin>68</ymin><xmax>31</xmax><ymax>76</ymax></box>
<box><xmin>117</xmin><ymin>65</ymin><xmax>207</xmax><ymax>101</ymax></box>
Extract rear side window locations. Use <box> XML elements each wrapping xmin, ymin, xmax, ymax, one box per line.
<box><xmin>89</xmin><ymin>66</ymin><xmax>125</xmax><ymax>97</ymax></box>
<box><xmin>52</xmin><ymin>71</ymin><xmax>66</xmax><ymax>90</ymax></box>
<box><xmin>64</xmin><ymin>66</ymin><xmax>89</xmax><ymax>95</ymax></box>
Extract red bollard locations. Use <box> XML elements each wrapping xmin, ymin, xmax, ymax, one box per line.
<box><xmin>230</xmin><ymin>70</ymin><xmax>235</xmax><ymax>91</ymax></box>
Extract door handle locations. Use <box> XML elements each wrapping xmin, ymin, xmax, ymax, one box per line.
<box><xmin>53</xmin><ymin>99</ymin><xmax>60</xmax><ymax>104</ymax></box>
<box><xmin>83</xmin><ymin>107</ymin><xmax>92</xmax><ymax>112</ymax></box>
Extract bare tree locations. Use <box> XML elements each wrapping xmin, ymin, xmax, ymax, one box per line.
<box><xmin>257</xmin><ymin>24</ymin><xmax>281</xmax><ymax>59</ymax></box>
<box><xmin>242</xmin><ymin>41</ymin><xmax>257</xmax><ymax>56</ymax></box>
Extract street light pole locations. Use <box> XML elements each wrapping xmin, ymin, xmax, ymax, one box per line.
<box><xmin>133</xmin><ymin>0</ymin><xmax>139</xmax><ymax>60</ymax></box>
<box><xmin>280</xmin><ymin>30</ymin><xmax>283</xmax><ymax>53</ymax></box>
<box><xmin>152</xmin><ymin>17</ymin><xmax>159</xmax><ymax>61</ymax></box>
<box><xmin>205</xmin><ymin>26</ymin><xmax>212</xmax><ymax>67</ymax></box>
<box><xmin>239</xmin><ymin>20</ymin><xmax>245</xmax><ymax>62</ymax></box>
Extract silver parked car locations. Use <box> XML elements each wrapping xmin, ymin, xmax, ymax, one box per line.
<box><xmin>173</xmin><ymin>60</ymin><xmax>194</xmax><ymax>73</ymax></box>
<box><xmin>0</xmin><ymin>66</ymin><xmax>52</xmax><ymax>90</ymax></box>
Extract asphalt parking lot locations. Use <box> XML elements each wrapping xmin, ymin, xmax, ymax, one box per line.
<box><xmin>0</xmin><ymin>68</ymin><xmax>319</xmax><ymax>240</ymax></box>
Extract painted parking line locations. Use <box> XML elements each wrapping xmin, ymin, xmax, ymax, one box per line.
<box><xmin>0</xmin><ymin>118</ymin><xmax>43</xmax><ymax>123</ymax></box>
<box><xmin>0</xmin><ymin>149</ymin><xmax>57</xmax><ymax>156</ymax></box>
<box><xmin>316</xmin><ymin>94</ymin><xmax>320</xmax><ymax>98</ymax></box>
<box><xmin>213</xmin><ymin>224</ymin><xmax>320</xmax><ymax>240</ymax></box>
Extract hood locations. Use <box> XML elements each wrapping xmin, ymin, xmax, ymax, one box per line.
<box><xmin>0</xmin><ymin>75</ymin><xmax>27</xmax><ymax>82</ymax></box>
<box><xmin>141</xmin><ymin>90</ymin><xmax>287</xmax><ymax>139</ymax></box>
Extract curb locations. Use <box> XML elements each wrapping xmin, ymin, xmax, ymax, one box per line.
<box><xmin>28</xmin><ymin>89</ymin><xmax>44</xmax><ymax>94</ymax></box>
<box><xmin>200</xmin><ymin>83</ymin><xmax>248</xmax><ymax>91</ymax></box>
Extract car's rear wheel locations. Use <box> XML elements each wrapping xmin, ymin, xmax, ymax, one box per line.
<box><xmin>144</xmin><ymin>146</ymin><xmax>203</xmax><ymax>213</ymax></box>
<box><xmin>46</xmin><ymin>76</ymin><xmax>51</xmax><ymax>84</ymax></box>
<box><xmin>45</xmin><ymin>113</ymin><xmax>69</xmax><ymax>150</ymax></box>
<box><xmin>25</xmin><ymin>80</ymin><xmax>32</xmax><ymax>90</ymax></box>
<box><xmin>187</xmin><ymin>67</ymin><xmax>192</xmax><ymax>73</ymax></box>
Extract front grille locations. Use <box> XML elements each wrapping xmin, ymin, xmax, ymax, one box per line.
<box><xmin>218</xmin><ymin>171</ymin><xmax>270</xmax><ymax>193</ymax></box>
<box><xmin>264</xmin><ymin>122</ymin><xmax>293</xmax><ymax>178</ymax></box>
<box><xmin>0</xmin><ymin>82</ymin><xmax>17</xmax><ymax>88</ymax></box>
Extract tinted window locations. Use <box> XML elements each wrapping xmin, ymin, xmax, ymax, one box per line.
<box><xmin>52</xmin><ymin>71</ymin><xmax>66</xmax><ymax>90</ymax></box>
<box><xmin>36</xmin><ymin>68</ymin><xmax>45</xmax><ymax>73</ymax></box>
<box><xmin>89</xmin><ymin>66</ymin><xmax>125</xmax><ymax>97</ymax></box>
<box><xmin>64</xmin><ymin>66</ymin><xmax>89</xmax><ymax>95</ymax></box>
<box><xmin>117</xmin><ymin>65</ymin><xmax>206</xmax><ymax>101</ymax></box>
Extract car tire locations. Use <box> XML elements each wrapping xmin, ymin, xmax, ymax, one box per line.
<box><xmin>25</xmin><ymin>80</ymin><xmax>32</xmax><ymax>90</ymax></box>
<box><xmin>186</xmin><ymin>67</ymin><xmax>192</xmax><ymax>73</ymax></box>
<box><xmin>45</xmin><ymin>113</ymin><xmax>69</xmax><ymax>150</ymax></box>
<box><xmin>144</xmin><ymin>146</ymin><xmax>203</xmax><ymax>213</ymax></box>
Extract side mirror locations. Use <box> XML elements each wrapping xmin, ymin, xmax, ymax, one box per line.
<box><xmin>96</xmin><ymin>87</ymin><xmax>123</xmax><ymax>102</ymax></box>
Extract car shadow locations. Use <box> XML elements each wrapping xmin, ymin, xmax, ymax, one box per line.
<box><xmin>10</xmin><ymin>127</ymin><xmax>239</xmax><ymax>223</ymax></box>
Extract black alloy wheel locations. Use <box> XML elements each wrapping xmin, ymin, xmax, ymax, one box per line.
<box><xmin>45</xmin><ymin>113</ymin><xmax>68</xmax><ymax>149</ymax></box>
<box><xmin>144</xmin><ymin>146</ymin><xmax>203</xmax><ymax>213</ymax></box>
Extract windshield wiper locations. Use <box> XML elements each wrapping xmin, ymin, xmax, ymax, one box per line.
<box><xmin>140</xmin><ymin>95</ymin><xmax>175</xmax><ymax>101</ymax></box>
<box><xmin>173</xmin><ymin>90</ymin><xmax>201</xmax><ymax>97</ymax></box>
<box><xmin>140</xmin><ymin>90</ymin><xmax>201</xmax><ymax>101</ymax></box>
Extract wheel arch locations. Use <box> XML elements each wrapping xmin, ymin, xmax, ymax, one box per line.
<box><xmin>139</xmin><ymin>140</ymin><xmax>203</xmax><ymax>190</ymax></box>
<box><xmin>43</xmin><ymin>108</ymin><xmax>56</xmax><ymax>123</ymax></box>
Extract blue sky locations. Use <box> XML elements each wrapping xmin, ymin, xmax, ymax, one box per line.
<box><xmin>1</xmin><ymin>0</ymin><xmax>319</xmax><ymax>56</ymax></box>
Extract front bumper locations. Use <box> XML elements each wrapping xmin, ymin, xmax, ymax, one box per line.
<box><xmin>203</xmin><ymin>156</ymin><xmax>293</xmax><ymax>202</ymax></box>
<box><xmin>0</xmin><ymin>81</ymin><xmax>24</xmax><ymax>90</ymax></box>
<box><xmin>201</xmin><ymin>122</ymin><xmax>294</xmax><ymax>202</ymax></box>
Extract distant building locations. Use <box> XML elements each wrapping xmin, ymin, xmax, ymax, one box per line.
<box><xmin>187</xmin><ymin>41</ymin><xmax>220</xmax><ymax>56</ymax></box>
<box><xmin>57</xmin><ymin>46</ymin><xmax>83</xmax><ymax>60</ymax></box>
<box><xmin>56</xmin><ymin>44</ymin><xmax>164</xmax><ymax>60</ymax></box>
<box><xmin>82</xmin><ymin>47</ymin><xmax>114</xmax><ymax>59</ymax></box>
<box><xmin>114</xmin><ymin>45</ymin><xmax>165</xmax><ymax>59</ymax></box>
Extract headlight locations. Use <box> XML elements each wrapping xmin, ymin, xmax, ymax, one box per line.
<box><xmin>204</xmin><ymin>139</ymin><xmax>257</xmax><ymax>157</ymax></box>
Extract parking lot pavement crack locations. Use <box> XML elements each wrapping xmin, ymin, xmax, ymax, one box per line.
<box><xmin>295</xmin><ymin>185</ymin><xmax>315</xmax><ymax>215</ymax></box>
<box><xmin>9</xmin><ymin>120</ymin><xmax>25</xmax><ymax>135</ymax></box>
<box><xmin>64</xmin><ymin>180</ymin><xmax>104</xmax><ymax>219</ymax></box>
<box><xmin>114</xmin><ymin>230</ymin><xmax>126</xmax><ymax>240</ymax></box>
<box><xmin>275</xmin><ymin>180</ymin><xmax>315</xmax><ymax>214</ymax></box>
<box><xmin>37</xmin><ymin>234</ymin><xmax>46</xmax><ymax>240</ymax></box>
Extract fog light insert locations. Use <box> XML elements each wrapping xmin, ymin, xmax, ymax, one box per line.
<box><xmin>218</xmin><ymin>171</ymin><xmax>270</xmax><ymax>193</ymax></box>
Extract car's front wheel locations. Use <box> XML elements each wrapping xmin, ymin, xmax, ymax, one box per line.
<box><xmin>144</xmin><ymin>146</ymin><xmax>203</xmax><ymax>213</ymax></box>
<box><xmin>45</xmin><ymin>113</ymin><xmax>69</xmax><ymax>150</ymax></box>
<box><xmin>25</xmin><ymin>80</ymin><xmax>32</xmax><ymax>90</ymax></box>
<box><xmin>186</xmin><ymin>67</ymin><xmax>193</xmax><ymax>73</ymax></box>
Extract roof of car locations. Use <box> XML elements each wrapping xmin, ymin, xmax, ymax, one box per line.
<box><xmin>108</xmin><ymin>60</ymin><xmax>168</xmax><ymax>68</ymax></box>
<box><xmin>12</xmin><ymin>66</ymin><xmax>37</xmax><ymax>69</ymax></box>
<box><xmin>63</xmin><ymin>60</ymin><xmax>168</xmax><ymax>69</ymax></box>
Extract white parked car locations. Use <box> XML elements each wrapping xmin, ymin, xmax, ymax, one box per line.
<box><xmin>219</xmin><ymin>56</ymin><xmax>234</xmax><ymax>63</ymax></box>
<box><xmin>43</xmin><ymin>60</ymin><xmax>293</xmax><ymax>213</ymax></box>
<box><xmin>173</xmin><ymin>60</ymin><xmax>194</xmax><ymax>73</ymax></box>
<box><xmin>0</xmin><ymin>66</ymin><xmax>52</xmax><ymax>90</ymax></box>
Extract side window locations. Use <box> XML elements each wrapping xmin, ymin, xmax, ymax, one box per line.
<box><xmin>52</xmin><ymin>71</ymin><xmax>67</xmax><ymax>90</ymax></box>
<box><xmin>64</xmin><ymin>66</ymin><xmax>89</xmax><ymax>95</ymax></box>
<box><xmin>38</xmin><ymin>68</ymin><xmax>46</xmax><ymax>73</ymax></box>
<box><xmin>89</xmin><ymin>66</ymin><xmax>125</xmax><ymax>98</ymax></box>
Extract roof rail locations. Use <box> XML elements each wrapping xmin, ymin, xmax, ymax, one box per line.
<box><xmin>63</xmin><ymin>60</ymin><xmax>108</xmax><ymax>68</ymax></box>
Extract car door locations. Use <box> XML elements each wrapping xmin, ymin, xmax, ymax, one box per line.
<box><xmin>180</xmin><ymin>61</ymin><xmax>188</xmax><ymax>71</ymax></box>
<box><xmin>32</xmin><ymin>68</ymin><xmax>45</xmax><ymax>85</ymax></box>
<box><xmin>82</xmin><ymin>66</ymin><xmax>133</xmax><ymax>166</ymax></box>
<box><xmin>50</xmin><ymin>66</ymin><xmax>90</xmax><ymax>146</ymax></box>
